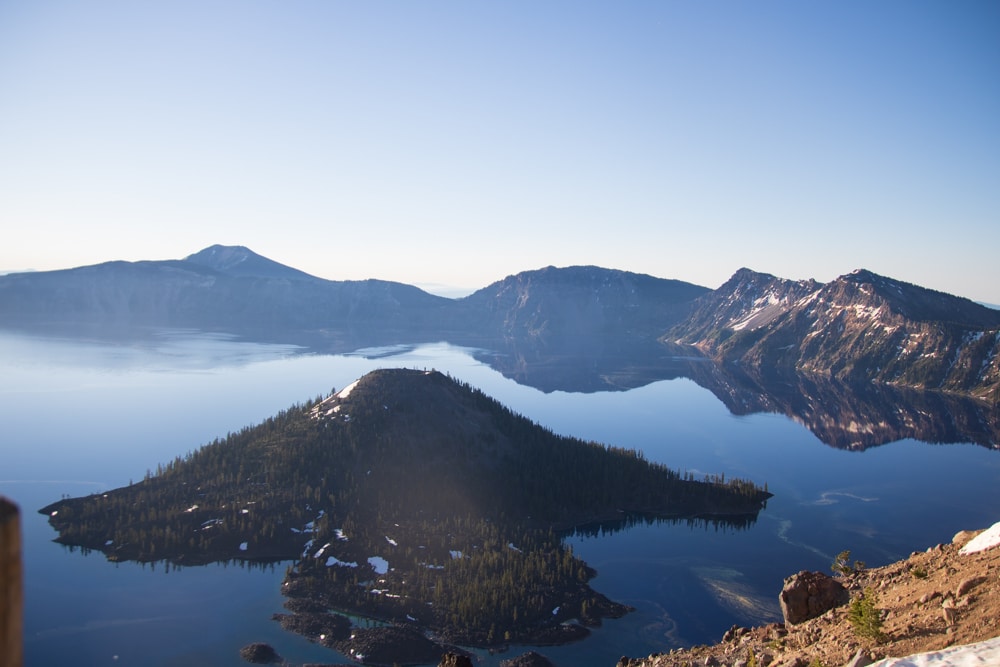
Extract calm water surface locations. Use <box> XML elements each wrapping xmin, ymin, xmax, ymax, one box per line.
<box><xmin>1</xmin><ymin>330</ymin><xmax>998</xmax><ymax>666</ymax></box>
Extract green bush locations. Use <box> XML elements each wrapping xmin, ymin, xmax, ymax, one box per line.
<box><xmin>847</xmin><ymin>587</ymin><xmax>885</xmax><ymax>642</ymax></box>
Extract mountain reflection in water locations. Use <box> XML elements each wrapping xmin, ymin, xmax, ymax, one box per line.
<box><xmin>465</xmin><ymin>337</ymin><xmax>1000</xmax><ymax>451</ymax></box>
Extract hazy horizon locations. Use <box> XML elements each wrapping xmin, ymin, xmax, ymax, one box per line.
<box><xmin>2</xmin><ymin>2</ymin><xmax>998</xmax><ymax>303</ymax></box>
<box><xmin>5</xmin><ymin>241</ymin><xmax>1000</xmax><ymax>306</ymax></box>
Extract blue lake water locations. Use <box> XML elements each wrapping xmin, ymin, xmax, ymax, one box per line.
<box><xmin>1</xmin><ymin>330</ymin><xmax>998</xmax><ymax>666</ymax></box>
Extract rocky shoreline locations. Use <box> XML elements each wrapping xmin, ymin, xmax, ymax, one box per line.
<box><xmin>615</xmin><ymin>524</ymin><xmax>1000</xmax><ymax>667</ymax></box>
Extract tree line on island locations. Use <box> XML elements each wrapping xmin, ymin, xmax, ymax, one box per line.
<box><xmin>41</xmin><ymin>368</ymin><xmax>770</xmax><ymax>650</ymax></box>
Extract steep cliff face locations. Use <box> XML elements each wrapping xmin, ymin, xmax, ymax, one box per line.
<box><xmin>664</xmin><ymin>268</ymin><xmax>819</xmax><ymax>348</ymax></box>
<box><xmin>793</xmin><ymin>271</ymin><xmax>1000</xmax><ymax>399</ymax></box>
<box><xmin>670</xmin><ymin>269</ymin><xmax>1000</xmax><ymax>401</ymax></box>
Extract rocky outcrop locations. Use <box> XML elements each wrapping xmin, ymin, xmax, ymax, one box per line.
<box><xmin>778</xmin><ymin>570</ymin><xmax>849</xmax><ymax>625</ymax></box>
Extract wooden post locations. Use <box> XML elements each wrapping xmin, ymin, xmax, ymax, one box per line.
<box><xmin>0</xmin><ymin>496</ymin><xmax>22</xmax><ymax>667</ymax></box>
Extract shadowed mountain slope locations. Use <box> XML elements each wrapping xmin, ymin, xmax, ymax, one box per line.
<box><xmin>459</xmin><ymin>265</ymin><xmax>710</xmax><ymax>343</ymax></box>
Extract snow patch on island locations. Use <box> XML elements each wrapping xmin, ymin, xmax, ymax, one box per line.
<box><xmin>291</xmin><ymin>520</ymin><xmax>317</xmax><ymax>534</ymax></box>
<box><xmin>368</xmin><ymin>556</ymin><xmax>389</xmax><ymax>574</ymax></box>
<box><xmin>337</xmin><ymin>380</ymin><xmax>360</xmax><ymax>400</ymax></box>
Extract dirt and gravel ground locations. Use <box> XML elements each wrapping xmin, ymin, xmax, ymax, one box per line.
<box><xmin>615</xmin><ymin>526</ymin><xmax>1000</xmax><ymax>667</ymax></box>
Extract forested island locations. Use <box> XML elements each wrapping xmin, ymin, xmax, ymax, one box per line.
<box><xmin>41</xmin><ymin>369</ymin><xmax>770</xmax><ymax>661</ymax></box>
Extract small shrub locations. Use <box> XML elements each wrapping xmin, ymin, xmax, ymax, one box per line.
<box><xmin>848</xmin><ymin>586</ymin><xmax>885</xmax><ymax>642</ymax></box>
<box><xmin>911</xmin><ymin>566</ymin><xmax>928</xmax><ymax>579</ymax></box>
<box><xmin>832</xmin><ymin>549</ymin><xmax>866</xmax><ymax>577</ymax></box>
<box><xmin>832</xmin><ymin>550</ymin><xmax>852</xmax><ymax>575</ymax></box>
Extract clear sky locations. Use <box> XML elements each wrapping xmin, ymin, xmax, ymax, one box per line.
<box><xmin>1</xmin><ymin>1</ymin><xmax>998</xmax><ymax>302</ymax></box>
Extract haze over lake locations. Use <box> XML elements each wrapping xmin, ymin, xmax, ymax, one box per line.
<box><xmin>2</xmin><ymin>329</ymin><xmax>998</xmax><ymax>666</ymax></box>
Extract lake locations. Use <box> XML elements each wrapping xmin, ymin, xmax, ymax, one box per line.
<box><xmin>1</xmin><ymin>329</ymin><xmax>998</xmax><ymax>667</ymax></box>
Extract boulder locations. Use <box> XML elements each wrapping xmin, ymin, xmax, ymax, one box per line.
<box><xmin>779</xmin><ymin>570</ymin><xmax>849</xmax><ymax>625</ymax></box>
<box><xmin>956</xmin><ymin>575</ymin><xmax>986</xmax><ymax>597</ymax></box>
<box><xmin>722</xmin><ymin>624</ymin><xmax>747</xmax><ymax>642</ymax></box>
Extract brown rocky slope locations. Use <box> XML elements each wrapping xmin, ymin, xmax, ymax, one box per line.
<box><xmin>615</xmin><ymin>525</ymin><xmax>1000</xmax><ymax>667</ymax></box>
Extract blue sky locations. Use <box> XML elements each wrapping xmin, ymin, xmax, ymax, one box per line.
<box><xmin>1</xmin><ymin>1</ymin><xmax>998</xmax><ymax>301</ymax></box>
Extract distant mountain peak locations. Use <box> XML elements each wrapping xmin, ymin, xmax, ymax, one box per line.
<box><xmin>185</xmin><ymin>244</ymin><xmax>254</xmax><ymax>268</ymax></box>
<box><xmin>841</xmin><ymin>268</ymin><xmax>898</xmax><ymax>289</ymax></box>
<box><xmin>184</xmin><ymin>244</ymin><xmax>318</xmax><ymax>281</ymax></box>
<box><xmin>728</xmin><ymin>267</ymin><xmax>775</xmax><ymax>282</ymax></box>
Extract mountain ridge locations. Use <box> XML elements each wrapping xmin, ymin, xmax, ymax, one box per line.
<box><xmin>460</xmin><ymin>264</ymin><xmax>709</xmax><ymax>343</ymax></box>
<box><xmin>669</xmin><ymin>267</ymin><xmax>1000</xmax><ymax>401</ymax></box>
<box><xmin>0</xmin><ymin>245</ymin><xmax>708</xmax><ymax>350</ymax></box>
<box><xmin>2</xmin><ymin>245</ymin><xmax>998</xmax><ymax>401</ymax></box>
